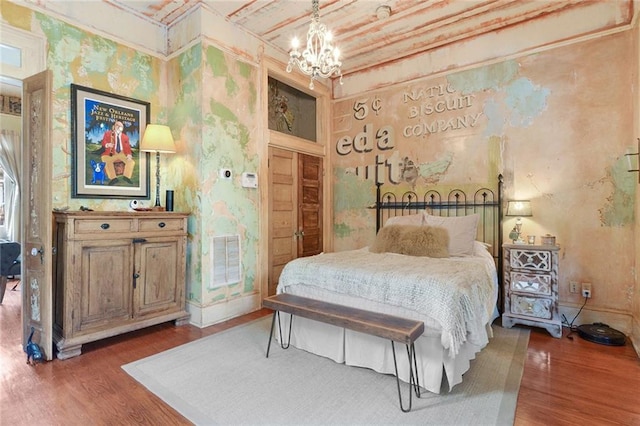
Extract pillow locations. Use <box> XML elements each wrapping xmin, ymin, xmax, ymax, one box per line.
<box><xmin>423</xmin><ymin>213</ymin><xmax>479</xmax><ymax>257</ymax></box>
<box><xmin>370</xmin><ymin>225</ymin><xmax>449</xmax><ymax>258</ymax></box>
<box><xmin>473</xmin><ymin>241</ymin><xmax>494</xmax><ymax>260</ymax></box>
<box><xmin>384</xmin><ymin>213</ymin><xmax>425</xmax><ymax>227</ymax></box>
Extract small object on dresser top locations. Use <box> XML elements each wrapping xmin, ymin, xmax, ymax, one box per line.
<box><xmin>79</xmin><ymin>206</ymin><xmax>93</xmax><ymax>211</ymax></box>
<box><xmin>541</xmin><ymin>234</ymin><xmax>556</xmax><ymax>245</ymax></box>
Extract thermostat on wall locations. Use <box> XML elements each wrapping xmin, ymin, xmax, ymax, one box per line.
<box><xmin>241</xmin><ymin>172</ymin><xmax>258</xmax><ymax>188</ymax></box>
<box><xmin>219</xmin><ymin>169</ymin><xmax>232</xmax><ymax>180</ymax></box>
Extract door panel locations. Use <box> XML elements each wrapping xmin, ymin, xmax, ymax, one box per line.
<box><xmin>298</xmin><ymin>154</ymin><xmax>323</xmax><ymax>258</ymax></box>
<box><xmin>22</xmin><ymin>70</ymin><xmax>53</xmax><ymax>360</ymax></box>
<box><xmin>268</xmin><ymin>147</ymin><xmax>297</xmax><ymax>296</ymax></box>
<box><xmin>134</xmin><ymin>237</ymin><xmax>183</xmax><ymax>317</ymax></box>
<box><xmin>77</xmin><ymin>240</ymin><xmax>132</xmax><ymax>332</ymax></box>
<box><xmin>268</xmin><ymin>148</ymin><xmax>324</xmax><ymax>297</ymax></box>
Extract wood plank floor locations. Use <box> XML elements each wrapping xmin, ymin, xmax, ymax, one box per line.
<box><xmin>1</xmin><ymin>281</ymin><xmax>639</xmax><ymax>425</ymax></box>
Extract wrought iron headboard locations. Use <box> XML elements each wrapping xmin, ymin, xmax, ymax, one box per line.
<box><xmin>374</xmin><ymin>174</ymin><xmax>504</xmax><ymax>301</ymax></box>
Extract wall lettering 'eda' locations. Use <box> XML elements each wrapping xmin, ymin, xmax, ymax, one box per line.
<box><xmin>334</xmin><ymin>83</ymin><xmax>484</xmax><ymax>184</ymax></box>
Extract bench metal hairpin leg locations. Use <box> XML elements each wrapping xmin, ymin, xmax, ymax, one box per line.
<box><xmin>266</xmin><ymin>311</ymin><xmax>293</xmax><ymax>358</ymax></box>
<box><xmin>391</xmin><ymin>341</ymin><xmax>421</xmax><ymax>412</ymax></box>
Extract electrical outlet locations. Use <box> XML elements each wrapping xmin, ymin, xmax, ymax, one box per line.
<box><xmin>570</xmin><ymin>281</ymin><xmax>579</xmax><ymax>293</ymax></box>
<box><xmin>582</xmin><ymin>282</ymin><xmax>592</xmax><ymax>298</ymax></box>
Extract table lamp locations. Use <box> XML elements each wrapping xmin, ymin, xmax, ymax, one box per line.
<box><xmin>140</xmin><ymin>124</ymin><xmax>176</xmax><ymax>210</ymax></box>
<box><xmin>506</xmin><ymin>200</ymin><xmax>532</xmax><ymax>243</ymax></box>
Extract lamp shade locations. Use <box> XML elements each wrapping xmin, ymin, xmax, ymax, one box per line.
<box><xmin>140</xmin><ymin>124</ymin><xmax>176</xmax><ymax>153</ymax></box>
<box><xmin>506</xmin><ymin>200</ymin><xmax>532</xmax><ymax>217</ymax></box>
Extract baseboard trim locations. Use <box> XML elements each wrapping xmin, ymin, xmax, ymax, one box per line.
<box><xmin>186</xmin><ymin>294</ymin><xmax>262</xmax><ymax>328</ymax></box>
<box><xmin>558</xmin><ymin>303</ymin><xmax>632</xmax><ymax>335</ymax></box>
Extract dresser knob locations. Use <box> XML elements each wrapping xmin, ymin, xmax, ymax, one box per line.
<box><xmin>101</xmin><ymin>223</ymin><xmax>110</xmax><ymax>230</ymax></box>
<box><xmin>158</xmin><ymin>222</ymin><xmax>166</xmax><ymax>228</ymax></box>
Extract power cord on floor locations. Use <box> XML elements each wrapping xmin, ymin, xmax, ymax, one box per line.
<box><xmin>561</xmin><ymin>296</ymin><xmax>588</xmax><ymax>340</ymax></box>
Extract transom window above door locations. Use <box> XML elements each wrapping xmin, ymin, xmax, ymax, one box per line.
<box><xmin>268</xmin><ymin>77</ymin><xmax>317</xmax><ymax>142</ymax></box>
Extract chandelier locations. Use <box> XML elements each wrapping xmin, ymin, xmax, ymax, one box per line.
<box><xmin>286</xmin><ymin>0</ymin><xmax>343</xmax><ymax>89</ymax></box>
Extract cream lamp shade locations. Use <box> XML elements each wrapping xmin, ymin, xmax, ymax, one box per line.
<box><xmin>140</xmin><ymin>124</ymin><xmax>176</xmax><ymax>153</ymax></box>
<box><xmin>506</xmin><ymin>200</ymin><xmax>532</xmax><ymax>217</ymax></box>
<box><xmin>506</xmin><ymin>200</ymin><xmax>532</xmax><ymax>243</ymax></box>
<box><xmin>140</xmin><ymin>124</ymin><xmax>176</xmax><ymax>209</ymax></box>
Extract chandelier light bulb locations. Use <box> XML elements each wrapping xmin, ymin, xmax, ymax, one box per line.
<box><xmin>287</xmin><ymin>0</ymin><xmax>344</xmax><ymax>89</ymax></box>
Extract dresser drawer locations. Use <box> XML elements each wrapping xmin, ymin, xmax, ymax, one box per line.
<box><xmin>509</xmin><ymin>249</ymin><xmax>552</xmax><ymax>272</ymax></box>
<box><xmin>510</xmin><ymin>271</ymin><xmax>552</xmax><ymax>295</ymax></box>
<box><xmin>138</xmin><ymin>218</ymin><xmax>185</xmax><ymax>232</ymax></box>
<box><xmin>509</xmin><ymin>294</ymin><xmax>552</xmax><ymax>320</ymax></box>
<box><xmin>73</xmin><ymin>219</ymin><xmax>135</xmax><ymax>234</ymax></box>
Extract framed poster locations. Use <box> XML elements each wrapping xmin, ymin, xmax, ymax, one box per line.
<box><xmin>71</xmin><ymin>84</ymin><xmax>150</xmax><ymax>198</ymax></box>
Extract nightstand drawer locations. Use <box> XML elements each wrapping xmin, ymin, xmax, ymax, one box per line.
<box><xmin>510</xmin><ymin>271</ymin><xmax>552</xmax><ymax>295</ymax></box>
<box><xmin>509</xmin><ymin>249</ymin><xmax>552</xmax><ymax>272</ymax></box>
<box><xmin>510</xmin><ymin>294</ymin><xmax>552</xmax><ymax>320</ymax></box>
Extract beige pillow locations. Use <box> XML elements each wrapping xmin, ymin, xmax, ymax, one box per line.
<box><xmin>384</xmin><ymin>213</ymin><xmax>425</xmax><ymax>227</ymax></box>
<box><xmin>423</xmin><ymin>213</ymin><xmax>479</xmax><ymax>257</ymax></box>
<box><xmin>370</xmin><ymin>225</ymin><xmax>449</xmax><ymax>258</ymax></box>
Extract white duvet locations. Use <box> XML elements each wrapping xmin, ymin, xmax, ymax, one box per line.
<box><xmin>277</xmin><ymin>246</ymin><xmax>497</xmax><ymax>358</ymax></box>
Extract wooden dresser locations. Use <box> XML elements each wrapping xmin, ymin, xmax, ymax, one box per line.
<box><xmin>52</xmin><ymin>211</ymin><xmax>190</xmax><ymax>359</ymax></box>
<box><xmin>502</xmin><ymin>243</ymin><xmax>562</xmax><ymax>338</ymax></box>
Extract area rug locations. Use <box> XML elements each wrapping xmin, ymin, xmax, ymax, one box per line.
<box><xmin>122</xmin><ymin>316</ymin><xmax>529</xmax><ymax>425</ymax></box>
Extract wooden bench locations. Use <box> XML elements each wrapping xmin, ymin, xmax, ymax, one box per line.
<box><xmin>263</xmin><ymin>293</ymin><xmax>425</xmax><ymax>412</ymax></box>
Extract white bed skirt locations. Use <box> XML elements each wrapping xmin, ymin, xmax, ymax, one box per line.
<box><xmin>276</xmin><ymin>315</ymin><xmax>493</xmax><ymax>394</ymax></box>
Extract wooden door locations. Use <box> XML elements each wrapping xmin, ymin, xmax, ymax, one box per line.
<box><xmin>298</xmin><ymin>154</ymin><xmax>323</xmax><ymax>257</ymax></box>
<box><xmin>22</xmin><ymin>70</ymin><xmax>54</xmax><ymax>360</ymax></box>
<box><xmin>268</xmin><ymin>147</ymin><xmax>297</xmax><ymax>297</ymax></box>
<box><xmin>268</xmin><ymin>148</ymin><xmax>324</xmax><ymax>296</ymax></box>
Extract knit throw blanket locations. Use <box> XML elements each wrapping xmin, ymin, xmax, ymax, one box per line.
<box><xmin>278</xmin><ymin>248</ymin><xmax>496</xmax><ymax>357</ymax></box>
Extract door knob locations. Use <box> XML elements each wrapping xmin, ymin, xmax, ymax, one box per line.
<box><xmin>30</xmin><ymin>246</ymin><xmax>44</xmax><ymax>264</ymax></box>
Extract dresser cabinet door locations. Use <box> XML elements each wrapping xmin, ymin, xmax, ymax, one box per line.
<box><xmin>76</xmin><ymin>240</ymin><xmax>133</xmax><ymax>333</ymax></box>
<box><xmin>133</xmin><ymin>237</ymin><xmax>185</xmax><ymax>317</ymax></box>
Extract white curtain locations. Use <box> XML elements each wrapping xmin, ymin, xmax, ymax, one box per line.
<box><xmin>0</xmin><ymin>130</ymin><xmax>21</xmax><ymax>242</ymax></box>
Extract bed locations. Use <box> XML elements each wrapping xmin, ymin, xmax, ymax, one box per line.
<box><xmin>275</xmin><ymin>175</ymin><xmax>504</xmax><ymax>394</ymax></box>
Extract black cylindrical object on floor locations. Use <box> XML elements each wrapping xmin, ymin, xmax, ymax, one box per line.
<box><xmin>165</xmin><ymin>190</ymin><xmax>174</xmax><ymax>212</ymax></box>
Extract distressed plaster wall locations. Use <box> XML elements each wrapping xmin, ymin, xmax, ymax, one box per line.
<box><xmin>1</xmin><ymin>3</ymin><xmax>266</xmax><ymax>327</ymax></box>
<box><xmin>0</xmin><ymin>3</ymin><xmax>168</xmax><ymax>211</ymax></box>
<box><xmin>3</xmin><ymin>1</ymin><xmax>638</xmax><ymax>344</ymax></box>
<box><xmin>331</xmin><ymin>31</ymin><xmax>637</xmax><ymax>334</ymax></box>
<box><xmin>176</xmin><ymin>41</ymin><xmax>261</xmax><ymax>326</ymax></box>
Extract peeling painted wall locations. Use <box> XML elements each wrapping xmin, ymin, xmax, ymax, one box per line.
<box><xmin>2</xmin><ymin>4</ymin><xmax>263</xmax><ymax>326</ymax></box>
<box><xmin>0</xmin><ymin>5</ymin><xmax>166</xmax><ymax>212</ymax></box>
<box><xmin>3</xmin><ymin>1</ymin><xmax>637</xmax><ymax>336</ymax></box>
<box><xmin>332</xmin><ymin>31</ymin><xmax>636</xmax><ymax>320</ymax></box>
